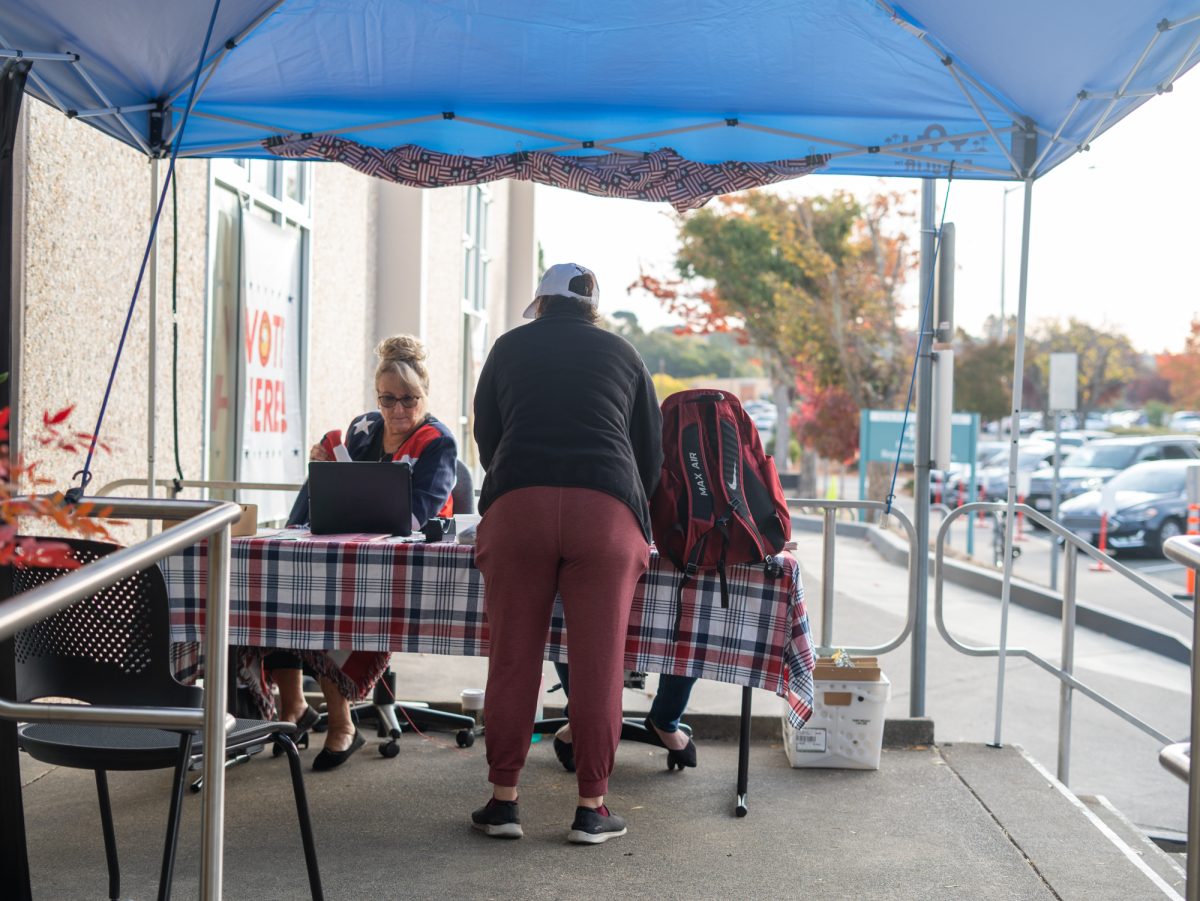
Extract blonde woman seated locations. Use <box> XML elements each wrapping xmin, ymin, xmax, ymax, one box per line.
<box><xmin>263</xmin><ymin>335</ymin><xmax>457</xmax><ymax>770</ymax></box>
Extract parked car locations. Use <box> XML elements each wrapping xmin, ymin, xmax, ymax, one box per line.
<box><xmin>935</xmin><ymin>442</ymin><xmax>1008</xmax><ymax>503</ymax></box>
<box><xmin>1056</xmin><ymin>459</ymin><xmax>1198</xmax><ymax>556</ymax></box>
<box><xmin>1025</xmin><ymin>435</ymin><xmax>1200</xmax><ymax>516</ymax></box>
<box><xmin>1027</xmin><ymin>429</ymin><xmax>1113</xmax><ymax>447</ymax></box>
<box><xmin>1169</xmin><ymin>411</ymin><xmax>1200</xmax><ymax>433</ymax></box>
<box><xmin>975</xmin><ymin>441</ymin><xmax>1058</xmax><ymax>501</ymax></box>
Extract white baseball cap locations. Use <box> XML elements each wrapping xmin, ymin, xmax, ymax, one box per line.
<box><xmin>522</xmin><ymin>262</ymin><xmax>599</xmax><ymax>319</ymax></box>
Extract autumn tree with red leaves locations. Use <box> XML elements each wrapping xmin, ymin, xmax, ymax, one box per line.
<box><xmin>632</xmin><ymin>190</ymin><xmax>911</xmax><ymax>492</ymax></box>
<box><xmin>1158</xmin><ymin>317</ymin><xmax>1200</xmax><ymax>410</ymax></box>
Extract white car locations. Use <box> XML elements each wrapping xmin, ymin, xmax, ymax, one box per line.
<box><xmin>1169</xmin><ymin>412</ymin><xmax>1200</xmax><ymax>433</ymax></box>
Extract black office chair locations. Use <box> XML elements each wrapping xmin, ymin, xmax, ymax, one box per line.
<box><xmin>452</xmin><ymin>458</ymin><xmax>475</xmax><ymax>514</ymax></box>
<box><xmin>9</xmin><ymin>538</ymin><xmax>324</xmax><ymax>901</ymax></box>
<box><xmin>352</xmin><ymin>459</ymin><xmax>480</xmax><ymax>755</ymax></box>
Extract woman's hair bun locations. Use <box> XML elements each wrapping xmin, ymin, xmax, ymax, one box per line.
<box><xmin>375</xmin><ymin>334</ymin><xmax>427</xmax><ymax>366</ymax></box>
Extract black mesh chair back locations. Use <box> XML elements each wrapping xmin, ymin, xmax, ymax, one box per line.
<box><xmin>452</xmin><ymin>458</ymin><xmax>475</xmax><ymax>514</ymax></box>
<box><xmin>7</xmin><ymin>536</ymin><xmax>324</xmax><ymax>900</ymax></box>
<box><xmin>11</xmin><ymin>538</ymin><xmax>201</xmax><ymax>710</ymax></box>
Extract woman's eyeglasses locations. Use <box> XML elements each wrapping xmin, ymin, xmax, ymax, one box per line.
<box><xmin>377</xmin><ymin>394</ymin><xmax>422</xmax><ymax>410</ymax></box>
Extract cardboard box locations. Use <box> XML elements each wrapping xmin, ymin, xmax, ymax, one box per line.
<box><xmin>161</xmin><ymin>503</ymin><xmax>258</xmax><ymax>538</ymax></box>
<box><xmin>783</xmin><ymin>664</ymin><xmax>891</xmax><ymax>770</ymax></box>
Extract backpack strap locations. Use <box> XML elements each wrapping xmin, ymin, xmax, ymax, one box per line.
<box><xmin>672</xmin><ymin>526</ymin><xmax>713</xmax><ymax>640</ymax></box>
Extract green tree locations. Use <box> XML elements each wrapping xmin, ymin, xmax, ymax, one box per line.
<box><xmin>953</xmin><ymin>331</ymin><xmax>1013</xmax><ymax>424</ymax></box>
<box><xmin>633</xmin><ymin>190</ymin><xmax>911</xmax><ymax>487</ymax></box>
<box><xmin>608</xmin><ymin>311</ymin><xmax>761</xmax><ymax>379</ymax></box>
<box><xmin>1027</xmin><ymin>319</ymin><xmax>1138</xmax><ymax>420</ymax></box>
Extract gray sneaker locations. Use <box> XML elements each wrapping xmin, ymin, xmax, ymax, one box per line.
<box><xmin>471</xmin><ymin>798</ymin><xmax>523</xmax><ymax>838</ymax></box>
<box><xmin>567</xmin><ymin>804</ymin><xmax>627</xmax><ymax>844</ymax></box>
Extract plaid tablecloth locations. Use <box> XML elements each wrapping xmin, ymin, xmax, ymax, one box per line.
<box><xmin>160</xmin><ymin>531</ymin><xmax>815</xmax><ymax>726</ymax></box>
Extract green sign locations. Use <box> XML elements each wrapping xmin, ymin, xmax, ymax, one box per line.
<box><xmin>859</xmin><ymin>410</ymin><xmax>978</xmax><ymax>465</ymax></box>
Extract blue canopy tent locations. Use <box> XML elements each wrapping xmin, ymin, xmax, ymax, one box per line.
<box><xmin>3</xmin><ymin>0</ymin><xmax>1198</xmax><ymax>177</ymax></box>
<box><xmin>2</xmin><ymin>2</ymin><xmax>1199</xmax><ymax>897</ymax></box>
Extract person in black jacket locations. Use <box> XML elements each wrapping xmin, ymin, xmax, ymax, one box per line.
<box><xmin>469</xmin><ymin>263</ymin><xmax>662</xmax><ymax>845</ymax></box>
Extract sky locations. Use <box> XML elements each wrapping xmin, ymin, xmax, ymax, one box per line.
<box><xmin>535</xmin><ymin>70</ymin><xmax>1200</xmax><ymax>357</ymax></box>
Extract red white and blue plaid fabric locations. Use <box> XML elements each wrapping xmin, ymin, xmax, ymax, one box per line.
<box><xmin>160</xmin><ymin>532</ymin><xmax>815</xmax><ymax>727</ymax></box>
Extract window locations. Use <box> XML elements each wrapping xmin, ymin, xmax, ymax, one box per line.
<box><xmin>460</xmin><ymin>185</ymin><xmax>491</xmax><ymax>473</ymax></box>
<box><xmin>207</xmin><ymin>158</ymin><xmax>312</xmax><ymax>522</ymax></box>
<box><xmin>1162</xmin><ymin>444</ymin><xmax>1192</xmax><ymax>460</ymax></box>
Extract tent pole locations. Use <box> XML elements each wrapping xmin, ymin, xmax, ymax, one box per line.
<box><xmin>0</xmin><ymin>58</ymin><xmax>33</xmax><ymax>901</ymax></box>
<box><xmin>911</xmin><ymin>178</ymin><xmax>936</xmax><ymax>717</ymax></box>
<box><xmin>993</xmin><ymin>177</ymin><xmax>1034</xmax><ymax>748</ymax></box>
<box><xmin>146</xmin><ymin>157</ymin><xmax>159</xmax><ymax>535</ymax></box>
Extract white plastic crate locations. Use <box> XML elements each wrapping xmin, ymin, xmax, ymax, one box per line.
<box><xmin>783</xmin><ymin>672</ymin><xmax>891</xmax><ymax>770</ymax></box>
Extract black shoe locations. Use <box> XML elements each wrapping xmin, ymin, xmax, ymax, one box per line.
<box><xmin>568</xmin><ymin>804</ymin><xmax>627</xmax><ymax>844</ymax></box>
<box><xmin>312</xmin><ymin>730</ymin><xmax>365</xmax><ymax>771</ymax></box>
<box><xmin>274</xmin><ymin>706</ymin><xmax>320</xmax><ymax>757</ymax></box>
<box><xmin>471</xmin><ymin>798</ymin><xmax>523</xmax><ymax>839</ymax></box>
<box><xmin>643</xmin><ymin>716</ymin><xmax>697</xmax><ymax>770</ymax></box>
<box><xmin>553</xmin><ymin>736</ymin><xmax>576</xmax><ymax>772</ymax></box>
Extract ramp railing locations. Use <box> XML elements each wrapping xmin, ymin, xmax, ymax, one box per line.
<box><xmin>785</xmin><ymin>500</ymin><xmax>921</xmax><ymax>712</ymax></box>
<box><xmin>0</xmin><ymin>497</ymin><xmax>242</xmax><ymax>900</ymax></box>
<box><xmin>1161</xmin><ymin>534</ymin><xmax>1200</xmax><ymax>897</ymax></box>
<box><xmin>934</xmin><ymin>501</ymin><xmax>1186</xmax><ymax>788</ymax></box>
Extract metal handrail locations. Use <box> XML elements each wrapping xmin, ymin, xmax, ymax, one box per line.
<box><xmin>786</xmin><ymin>498</ymin><xmax>920</xmax><ymax>669</ymax></box>
<box><xmin>1162</xmin><ymin>533</ymin><xmax>1200</xmax><ymax>897</ymax></box>
<box><xmin>935</xmin><ymin>501</ymin><xmax>1185</xmax><ymax>786</ymax></box>
<box><xmin>95</xmin><ymin>477</ymin><xmax>304</xmax><ymax>497</ymax></box>
<box><xmin>1161</xmin><ymin>742</ymin><xmax>1190</xmax><ymax>783</ymax></box>
<box><xmin>0</xmin><ymin>496</ymin><xmax>241</xmax><ymax>899</ymax></box>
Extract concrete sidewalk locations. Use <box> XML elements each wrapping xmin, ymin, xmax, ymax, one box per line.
<box><xmin>17</xmin><ymin>733</ymin><xmax>1185</xmax><ymax>900</ymax></box>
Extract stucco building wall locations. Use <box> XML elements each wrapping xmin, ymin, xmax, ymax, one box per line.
<box><xmin>12</xmin><ymin>98</ymin><xmax>536</xmax><ymax>536</ymax></box>
<box><xmin>18</xmin><ymin>100</ymin><xmax>209</xmax><ymax>504</ymax></box>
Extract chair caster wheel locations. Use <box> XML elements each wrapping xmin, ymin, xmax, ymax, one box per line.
<box><xmin>456</xmin><ymin>729</ymin><xmax>475</xmax><ymax>748</ymax></box>
<box><xmin>379</xmin><ymin>740</ymin><xmax>400</xmax><ymax>758</ymax></box>
<box><xmin>190</xmin><ymin>779</ymin><xmax>203</xmax><ymax>794</ymax></box>
<box><xmin>735</xmin><ymin>804</ymin><xmax>748</xmax><ymax>817</ymax></box>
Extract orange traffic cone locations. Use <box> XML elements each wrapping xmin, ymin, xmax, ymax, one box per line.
<box><xmin>1089</xmin><ymin>512</ymin><xmax>1111</xmax><ymax>572</ymax></box>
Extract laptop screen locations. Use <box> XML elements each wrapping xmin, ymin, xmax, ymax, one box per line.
<box><xmin>307</xmin><ymin>461</ymin><xmax>413</xmax><ymax>536</ymax></box>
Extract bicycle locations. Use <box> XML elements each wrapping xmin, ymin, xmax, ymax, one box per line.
<box><xmin>991</xmin><ymin>509</ymin><xmax>1023</xmax><ymax>569</ymax></box>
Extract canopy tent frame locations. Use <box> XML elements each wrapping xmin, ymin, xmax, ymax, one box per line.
<box><xmin>3</xmin><ymin>0</ymin><xmax>1197</xmax><ymax>735</ymax></box>
<box><xmin>3</xmin><ymin>3</ymin><xmax>1200</xmax><ymax>897</ymax></box>
<box><xmin>3</xmin><ymin>4</ymin><xmax>1198</xmax><ymax>176</ymax></box>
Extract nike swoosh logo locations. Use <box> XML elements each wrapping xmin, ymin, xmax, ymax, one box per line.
<box><xmin>728</xmin><ymin>468</ymin><xmax>738</xmax><ymax>492</ymax></box>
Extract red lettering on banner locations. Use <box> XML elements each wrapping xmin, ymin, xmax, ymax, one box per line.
<box><xmin>249</xmin><ymin>377</ymin><xmax>288</xmax><ymax>433</ymax></box>
<box><xmin>264</xmin><ymin>379</ymin><xmax>276</xmax><ymax>431</ymax></box>
<box><xmin>273</xmin><ymin>315</ymin><xmax>285</xmax><ymax>367</ymax></box>
<box><xmin>258</xmin><ymin>314</ymin><xmax>272</xmax><ymax>367</ymax></box>
<box><xmin>244</xmin><ymin>309</ymin><xmax>260</xmax><ymax>363</ymax></box>
<box><xmin>252</xmin><ymin>378</ymin><xmax>264</xmax><ymax>431</ymax></box>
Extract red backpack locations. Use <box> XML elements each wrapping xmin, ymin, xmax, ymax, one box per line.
<box><xmin>650</xmin><ymin>389</ymin><xmax>791</xmax><ymax>635</ymax></box>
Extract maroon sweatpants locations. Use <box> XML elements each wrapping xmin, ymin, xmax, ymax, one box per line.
<box><xmin>476</xmin><ymin>486</ymin><xmax>650</xmax><ymax>798</ymax></box>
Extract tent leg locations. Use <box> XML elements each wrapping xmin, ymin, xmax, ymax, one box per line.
<box><xmin>146</xmin><ymin>157</ymin><xmax>159</xmax><ymax>534</ymax></box>
<box><xmin>993</xmin><ymin>177</ymin><xmax>1034</xmax><ymax>748</ymax></box>
<box><xmin>0</xmin><ymin>60</ymin><xmax>33</xmax><ymax>901</ymax></box>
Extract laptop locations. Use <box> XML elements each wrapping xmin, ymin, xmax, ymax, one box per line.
<box><xmin>307</xmin><ymin>461</ymin><xmax>413</xmax><ymax>536</ymax></box>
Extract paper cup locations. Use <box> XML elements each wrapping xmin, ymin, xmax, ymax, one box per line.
<box><xmin>460</xmin><ymin>687</ymin><xmax>485</xmax><ymax>713</ymax></box>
